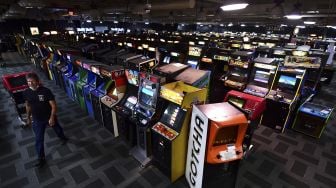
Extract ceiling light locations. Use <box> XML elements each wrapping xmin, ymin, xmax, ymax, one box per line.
<box><xmin>113</xmin><ymin>21</ymin><xmax>118</xmax><ymax>24</ymax></box>
<box><xmin>306</xmin><ymin>10</ymin><xmax>319</xmax><ymax>14</ymax></box>
<box><xmin>280</xmin><ymin>24</ymin><xmax>287</xmax><ymax>27</ymax></box>
<box><xmin>220</xmin><ymin>3</ymin><xmax>249</xmax><ymax>11</ymax></box>
<box><xmin>255</xmin><ymin>25</ymin><xmax>259</xmax><ymax>27</ymax></box>
<box><xmin>86</xmin><ymin>20</ymin><xmax>92</xmax><ymax>23</ymax></box>
<box><xmin>304</xmin><ymin>21</ymin><xmax>316</xmax><ymax>25</ymax></box>
<box><xmin>220</xmin><ymin>24</ymin><xmax>224</xmax><ymax>26</ymax></box>
<box><xmin>145</xmin><ymin>22</ymin><xmax>149</xmax><ymax>25</ymax></box>
<box><xmin>285</xmin><ymin>14</ymin><xmax>302</xmax><ymax>20</ymax></box>
<box><xmin>228</xmin><ymin>23</ymin><xmax>233</xmax><ymax>27</ymax></box>
<box><xmin>240</xmin><ymin>24</ymin><xmax>246</xmax><ymax>27</ymax></box>
<box><xmin>296</xmin><ymin>25</ymin><xmax>305</xmax><ymax>28</ymax></box>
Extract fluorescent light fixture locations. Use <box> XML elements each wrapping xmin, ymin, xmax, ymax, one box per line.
<box><xmin>220</xmin><ymin>3</ymin><xmax>249</xmax><ymax>11</ymax></box>
<box><xmin>280</xmin><ymin>24</ymin><xmax>287</xmax><ymax>27</ymax></box>
<box><xmin>86</xmin><ymin>20</ymin><xmax>92</xmax><ymax>23</ymax></box>
<box><xmin>285</xmin><ymin>14</ymin><xmax>302</xmax><ymax>20</ymax></box>
<box><xmin>50</xmin><ymin>31</ymin><xmax>57</xmax><ymax>35</ymax></box>
<box><xmin>220</xmin><ymin>24</ymin><xmax>224</xmax><ymax>26</ymax></box>
<box><xmin>240</xmin><ymin>24</ymin><xmax>246</xmax><ymax>27</ymax></box>
<box><xmin>304</xmin><ymin>21</ymin><xmax>316</xmax><ymax>25</ymax></box>
<box><xmin>306</xmin><ymin>10</ymin><xmax>319</xmax><ymax>14</ymax></box>
<box><xmin>228</xmin><ymin>23</ymin><xmax>233</xmax><ymax>27</ymax></box>
<box><xmin>255</xmin><ymin>25</ymin><xmax>259</xmax><ymax>27</ymax></box>
<box><xmin>296</xmin><ymin>25</ymin><xmax>305</xmax><ymax>28</ymax></box>
<box><xmin>99</xmin><ymin>21</ymin><xmax>103</xmax><ymax>23</ymax></box>
<box><xmin>113</xmin><ymin>21</ymin><xmax>118</xmax><ymax>24</ymax></box>
<box><xmin>145</xmin><ymin>22</ymin><xmax>149</xmax><ymax>25</ymax></box>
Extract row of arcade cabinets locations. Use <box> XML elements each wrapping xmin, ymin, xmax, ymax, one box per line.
<box><xmin>152</xmin><ymin>81</ymin><xmax>207</xmax><ymax>182</ymax></box>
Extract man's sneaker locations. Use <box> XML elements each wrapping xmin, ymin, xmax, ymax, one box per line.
<box><xmin>34</xmin><ymin>159</ymin><xmax>46</xmax><ymax>168</ymax></box>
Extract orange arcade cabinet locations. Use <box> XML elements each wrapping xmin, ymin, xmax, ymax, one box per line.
<box><xmin>185</xmin><ymin>102</ymin><xmax>248</xmax><ymax>188</ymax></box>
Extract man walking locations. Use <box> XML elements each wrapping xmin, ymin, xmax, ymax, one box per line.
<box><xmin>24</xmin><ymin>72</ymin><xmax>68</xmax><ymax>168</ymax></box>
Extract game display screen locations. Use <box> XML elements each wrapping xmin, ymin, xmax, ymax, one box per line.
<box><xmin>187</xmin><ymin>60</ymin><xmax>198</xmax><ymax>69</ymax></box>
<box><xmin>278</xmin><ymin>75</ymin><xmax>297</xmax><ymax>90</ymax></box>
<box><xmin>125</xmin><ymin>69</ymin><xmax>139</xmax><ymax>86</ymax></box>
<box><xmin>30</xmin><ymin>27</ymin><xmax>39</xmax><ymax>35</ymax></box>
<box><xmin>254</xmin><ymin>70</ymin><xmax>270</xmax><ymax>84</ymax></box>
<box><xmin>160</xmin><ymin>103</ymin><xmax>186</xmax><ymax>131</ymax></box>
<box><xmin>188</xmin><ymin>46</ymin><xmax>202</xmax><ymax>57</ymax></box>
<box><xmin>124</xmin><ymin>96</ymin><xmax>137</xmax><ymax>110</ymax></box>
<box><xmin>228</xmin><ymin>96</ymin><xmax>246</xmax><ymax>108</ymax></box>
<box><xmin>213</xmin><ymin>125</ymin><xmax>238</xmax><ymax>146</ymax></box>
<box><xmin>139</xmin><ymin>85</ymin><xmax>155</xmax><ymax>108</ymax></box>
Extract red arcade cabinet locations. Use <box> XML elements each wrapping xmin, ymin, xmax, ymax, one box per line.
<box><xmin>224</xmin><ymin>90</ymin><xmax>266</xmax><ymax>153</ymax></box>
<box><xmin>2</xmin><ymin>72</ymin><xmax>30</xmax><ymax>125</ymax></box>
<box><xmin>185</xmin><ymin>102</ymin><xmax>248</xmax><ymax>188</ymax></box>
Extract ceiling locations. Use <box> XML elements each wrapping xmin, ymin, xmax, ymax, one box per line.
<box><xmin>1</xmin><ymin>0</ymin><xmax>336</xmax><ymax>26</ymax></box>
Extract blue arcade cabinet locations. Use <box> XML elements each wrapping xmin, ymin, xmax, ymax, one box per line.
<box><xmin>83</xmin><ymin>64</ymin><xmax>103</xmax><ymax>118</ymax></box>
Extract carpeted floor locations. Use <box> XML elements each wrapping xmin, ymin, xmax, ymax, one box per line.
<box><xmin>0</xmin><ymin>52</ymin><xmax>335</xmax><ymax>188</ymax></box>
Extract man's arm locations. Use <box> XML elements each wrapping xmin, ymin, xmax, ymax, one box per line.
<box><xmin>25</xmin><ymin>101</ymin><xmax>32</xmax><ymax>125</ymax></box>
<box><xmin>48</xmin><ymin>100</ymin><xmax>57</xmax><ymax>126</ymax></box>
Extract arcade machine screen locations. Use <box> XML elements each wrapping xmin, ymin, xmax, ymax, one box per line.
<box><xmin>254</xmin><ymin>70</ymin><xmax>270</xmax><ymax>84</ymax></box>
<box><xmin>163</xmin><ymin>56</ymin><xmax>171</xmax><ymax>64</ymax></box>
<box><xmin>139</xmin><ymin>86</ymin><xmax>155</xmax><ymax>108</ymax></box>
<box><xmin>278</xmin><ymin>75</ymin><xmax>297</xmax><ymax>91</ymax></box>
<box><xmin>273</xmin><ymin>50</ymin><xmax>285</xmax><ymax>55</ymax></box>
<box><xmin>188</xmin><ymin>46</ymin><xmax>202</xmax><ymax>57</ymax></box>
<box><xmin>227</xmin><ymin>96</ymin><xmax>246</xmax><ymax>108</ymax></box>
<box><xmin>124</xmin><ymin>96</ymin><xmax>138</xmax><ymax>110</ymax></box>
<box><xmin>125</xmin><ymin>69</ymin><xmax>139</xmax><ymax>86</ymax></box>
<box><xmin>160</xmin><ymin>103</ymin><xmax>186</xmax><ymax>131</ymax></box>
<box><xmin>213</xmin><ymin>125</ymin><xmax>238</xmax><ymax>146</ymax></box>
<box><xmin>187</xmin><ymin>60</ymin><xmax>198</xmax><ymax>69</ymax></box>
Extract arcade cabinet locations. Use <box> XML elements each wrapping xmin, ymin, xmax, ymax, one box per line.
<box><xmin>185</xmin><ymin>46</ymin><xmax>203</xmax><ymax>69</ymax></box>
<box><xmin>75</xmin><ymin>59</ymin><xmax>105</xmax><ymax>111</ymax></box>
<box><xmin>284</xmin><ymin>55</ymin><xmax>322</xmax><ymax>97</ymax></box>
<box><xmin>185</xmin><ymin>102</ymin><xmax>248</xmax><ymax>188</ymax></box>
<box><xmin>83</xmin><ymin>64</ymin><xmax>104</xmax><ymax>118</ymax></box>
<box><xmin>292</xmin><ymin>102</ymin><xmax>333</xmax><ymax>138</ymax></box>
<box><xmin>2</xmin><ymin>72</ymin><xmax>30</xmax><ymax>126</ymax></box>
<box><xmin>68</xmin><ymin>58</ymin><xmax>84</xmax><ymax>102</ymax></box>
<box><xmin>224</xmin><ymin>90</ymin><xmax>266</xmax><ymax>154</ymax></box>
<box><xmin>199</xmin><ymin>48</ymin><xmax>232</xmax><ymax>103</ymax></box>
<box><xmin>62</xmin><ymin>54</ymin><xmax>80</xmax><ymax>100</ymax></box>
<box><xmin>130</xmin><ymin>73</ymin><xmax>165</xmax><ymax>167</ymax></box>
<box><xmin>152</xmin><ymin>81</ymin><xmax>207</xmax><ymax>182</ymax></box>
<box><xmin>260</xmin><ymin>67</ymin><xmax>306</xmax><ymax>132</ymax></box>
<box><xmin>115</xmin><ymin>52</ymin><xmax>142</xmax><ymax>66</ymax></box>
<box><xmin>223</xmin><ymin>51</ymin><xmax>254</xmax><ymax>91</ymax></box>
<box><xmin>243</xmin><ymin>57</ymin><xmax>278</xmax><ymax>97</ymax></box>
<box><xmin>100</xmin><ymin>65</ymin><xmax>127</xmax><ymax>136</ymax></box>
<box><xmin>111</xmin><ymin>57</ymin><xmax>156</xmax><ymax>144</ymax></box>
